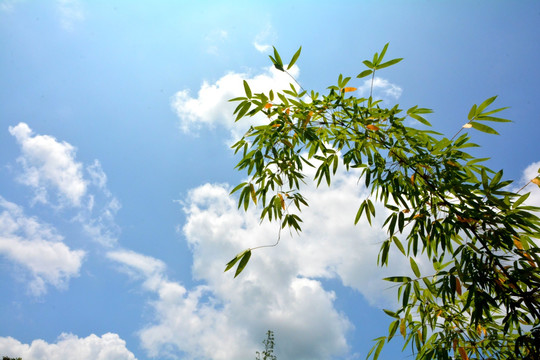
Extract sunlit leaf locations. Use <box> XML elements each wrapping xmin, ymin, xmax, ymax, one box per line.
<box><xmin>410</xmin><ymin>258</ymin><xmax>421</xmax><ymax>278</ymax></box>
<box><xmin>287</xmin><ymin>46</ymin><xmax>302</xmax><ymax>70</ymax></box>
<box><xmin>470</xmin><ymin>121</ymin><xmax>499</xmax><ymax>135</ymax></box>
<box><xmin>462</xmin><ymin>123</ymin><xmax>473</xmax><ymax>128</ymax></box>
<box><xmin>357</xmin><ymin>69</ymin><xmax>373</xmax><ymax>78</ymax></box>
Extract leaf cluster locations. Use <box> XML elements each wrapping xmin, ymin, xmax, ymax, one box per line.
<box><xmin>227</xmin><ymin>44</ymin><xmax>540</xmax><ymax>359</ymax></box>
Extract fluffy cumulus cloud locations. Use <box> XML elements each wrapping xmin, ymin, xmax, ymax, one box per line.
<box><xmin>357</xmin><ymin>76</ymin><xmax>403</xmax><ymax>101</ymax></box>
<box><xmin>171</xmin><ymin>65</ymin><xmax>300</xmax><ymax>140</ymax></box>
<box><xmin>9</xmin><ymin>122</ymin><xmax>87</xmax><ymax>207</ymax></box>
<box><xmin>0</xmin><ymin>196</ymin><xmax>85</xmax><ymax>295</ymax></box>
<box><xmin>108</xmin><ymin>160</ymin><xmax>426</xmax><ymax>359</ymax></box>
<box><xmin>0</xmin><ymin>333</ymin><xmax>136</xmax><ymax>360</ymax></box>
<box><xmin>108</xmin><ymin>244</ymin><xmax>351</xmax><ymax>360</ymax></box>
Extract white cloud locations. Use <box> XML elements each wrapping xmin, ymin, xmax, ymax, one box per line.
<box><xmin>108</xmin><ymin>242</ymin><xmax>351</xmax><ymax>360</ymax></box>
<box><xmin>9</xmin><ymin>122</ymin><xmax>87</xmax><ymax>207</ymax></box>
<box><xmin>0</xmin><ymin>196</ymin><xmax>85</xmax><ymax>295</ymax></box>
<box><xmin>8</xmin><ymin>123</ymin><xmax>121</xmax><ymax>246</ymax></box>
<box><xmin>358</xmin><ymin>76</ymin><xmax>403</xmax><ymax>101</ymax></box>
<box><xmin>171</xmin><ymin>65</ymin><xmax>300</xmax><ymax>140</ymax></box>
<box><xmin>56</xmin><ymin>0</ymin><xmax>84</xmax><ymax>31</ymax></box>
<box><xmin>108</xmin><ymin>162</ymin><xmax>421</xmax><ymax>359</ymax></box>
<box><xmin>0</xmin><ymin>333</ymin><xmax>136</xmax><ymax>360</ymax></box>
<box><xmin>519</xmin><ymin>160</ymin><xmax>540</xmax><ymax>209</ymax></box>
<box><xmin>0</xmin><ymin>0</ymin><xmax>22</xmax><ymax>12</ymax></box>
<box><xmin>254</xmin><ymin>42</ymin><xmax>272</xmax><ymax>53</ymax></box>
<box><xmin>253</xmin><ymin>23</ymin><xmax>276</xmax><ymax>53</ymax></box>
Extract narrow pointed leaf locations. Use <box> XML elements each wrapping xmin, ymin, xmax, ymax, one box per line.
<box><xmin>287</xmin><ymin>46</ymin><xmax>302</xmax><ymax>70</ymax></box>
<box><xmin>234</xmin><ymin>250</ymin><xmax>252</xmax><ymax>278</ymax></box>
<box><xmin>470</xmin><ymin>121</ymin><xmax>499</xmax><ymax>135</ymax></box>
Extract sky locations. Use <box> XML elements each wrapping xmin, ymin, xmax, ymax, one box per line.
<box><xmin>1</xmin><ymin>1</ymin><xmax>540</xmax><ymax>359</ymax></box>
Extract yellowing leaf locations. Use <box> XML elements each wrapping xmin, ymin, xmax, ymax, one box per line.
<box><xmin>532</xmin><ymin>177</ymin><xmax>540</xmax><ymax>186</ymax></box>
<box><xmin>458</xmin><ymin>347</ymin><xmax>469</xmax><ymax>360</ymax></box>
<box><xmin>366</xmin><ymin>124</ymin><xmax>380</xmax><ymax>131</ymax></box>
<box><xmin>463</xmin><ymin>123</ymin><xmax>473</xmax><ymax>128</ymax></box>
<box><xmin>399</xmin><ymin>318</ymin><xmax>406</xmax><ymax>338</ymax></box>
<box><xmin>342</xmin><ymin>87</ymin><xmax>357</xmax><ymax>93</ymax></box>
<box><xmin>302</xmin><ymin>111</ymin><xmax>313</xmax><ymax>129</ymax></box>
<box><xmin>447</xmin><ymin>160</ymin><xmax>460</xmax><ymax>167</ymax></box>
<box><xmin>410</xmin><ymin>174</ymin><xmax>415</xmax><ymax>183</ymax></box>
<box><xmin>513</xmin><ymin>237</ymin><xmax>524</xmax><ymax>250</ymax></box>
<box><xmin>249</xmin><ymin>184</ymin><xmax>257</xmax><ymax>205</ymax></box>
<box><xmin>456</xmin><ymin>215</ymin><xmax>478</xmax><ymax>225</ymax></box>
<box><xmin>413</xmin><ymin>214</ymin><xmax>424</xmax><ymax>219</ymax></box>
<box><xmin>264</xmin><ymin>103</ymin><xmax>273</xmax><ymax>109</ymax></box>
<box><xmin>477</xmin><ymin>324</ymin><xmax>486</xmax><ymax>336</ymax></box>
<box><xmin>277</xmin><ymin>193</ymin><xmax>285</xmax><ymax>210</ymax></box>
<box><xmin>402</xmin><ymin>209</ymin><xmax>410</xmax><ymax>213</ymax></box>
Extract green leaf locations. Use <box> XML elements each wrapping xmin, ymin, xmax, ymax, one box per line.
<box><xmin>393</xmin><ymin>237</ymin><xmax>406</xmax><ymax>256</ymax></box>
<box><xmin>376</xmin><ymin>58</ymin><xmax>403</xmax><ymax>70</ymax></box>
<box><xmin>378</xmin><ymin>43</ymin><xmax>389</xmax><ymax>63</ymax></box>
<box><xmin>468</xmin><ymin>104</ymin><xmax>477</xmax><ymax>120</ymax></box>
<box><xmin>408</xmin><ymin>113</ymin><xmax>431</xmax><ymax>126</ymax></box>
<box><xmin>234</xmin><ymin>249</ymin><xmax>252</xmax><ymax>278</ymax></box>
<box><xmin>224</xmin><ymin>249</ymin><xmax>249</xmax><ymax>272</ymax></box>
<box><xmin>470</xmin><ymin>121</ymin><xmax>499</xmax><ymax>135</ymax></box>
<box><xmin>272</xmin><ymin>46</ymin><xmax>284</xmax><ymax>71</ymax></box>
<box><xmin>410</xmin><ymin>257</ymin><xmax>421</xmax><ymax>278</ymax></box>
<box><xmin>230</xmin><ymin>182</ymin><xmax>247</xmax><ymax>195</ymax></box>
<box><xmin>363</xmin><ymin>60</ymin><xmax>374</xmax><ymax>69</ymax></box>
<box><xmin>287</xmin><ymin>46</ymin><xmax>302</xmax><ymax>70</ymax></box>
<box><xmin>357</xmin><ymin>69</ymin><xmax>373</xmax><ymax>78</ymax></box>
<box><xmin>243</xmin><ymin>80</ymin><xmax>252</xmax><ymax>98</ymax></box>
<box><xmin>513</xmin><ymin>192</ymin><xmax>530</xmax><ymax>209</ymax></box>
<box><xmin>384</xmin><ymin>276</ymin><xmax>411</xmax><ymax>283</ymax></box>
<box><xmin>476</xmin><ymin>96</ymin><xmax>497</xmax><ymax>115</ymax></box>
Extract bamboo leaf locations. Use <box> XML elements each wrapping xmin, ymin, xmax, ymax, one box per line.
<box><xmin>287</xmin><ymin>46</ymin><xmax>302</xmax><ymax>70</ymax></box>
<box><xmin>410</xmin><ymin>257</ymin><xmax>421</xmax><ymax>278</ymax></box>
<box><xmin>470</xmin><ymin>121</ymin><xmax>499</xmax><ymax>135</ymax></box>
<box><xmin>234</xmin><ymin>250</ymin><xmax>252</xmax><ymax>278</ymax></box>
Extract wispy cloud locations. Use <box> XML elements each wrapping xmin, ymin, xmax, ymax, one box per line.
<box><xmin>357</xmin><ymin>76</ymin><xmax>403</xmax><ymax>101</ymax></box>
<box><xmin>56</xmin><ymin>0</ymin><xmax>84</xmax><ymax>31</ymax></box>
<box><xmin>8</xmin><ymin>123</ymin><xmax>121</xmax><ymax>246</ymax></box>
<box><xmin>0</xmin><ymin>196</ymin><xmax>85</xmax><ymax>295</ymax></box>
<box><xmin>204</xmin><ymin>29</ymin><xmax>228</xmax><ymax>55</ymax></box>
<box><xmin>0</xmin><ymin>0</ymin><xmax>22</xmax><ymax>12</ymax></box>
<box><xmin>253</xmin><ymin>23</ymin><xmax>276</xmax><ymax>53</ymax></box>
<box><xmin>0</xmin><ymin>333</ymin><xmax>136</xmax><ymax>360</ymax></box>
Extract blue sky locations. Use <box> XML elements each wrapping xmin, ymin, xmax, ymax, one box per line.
<box><xmin>1</xmin><ymin>1</ymin><xmax>540</xmax><ymax>359</ymax></box>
